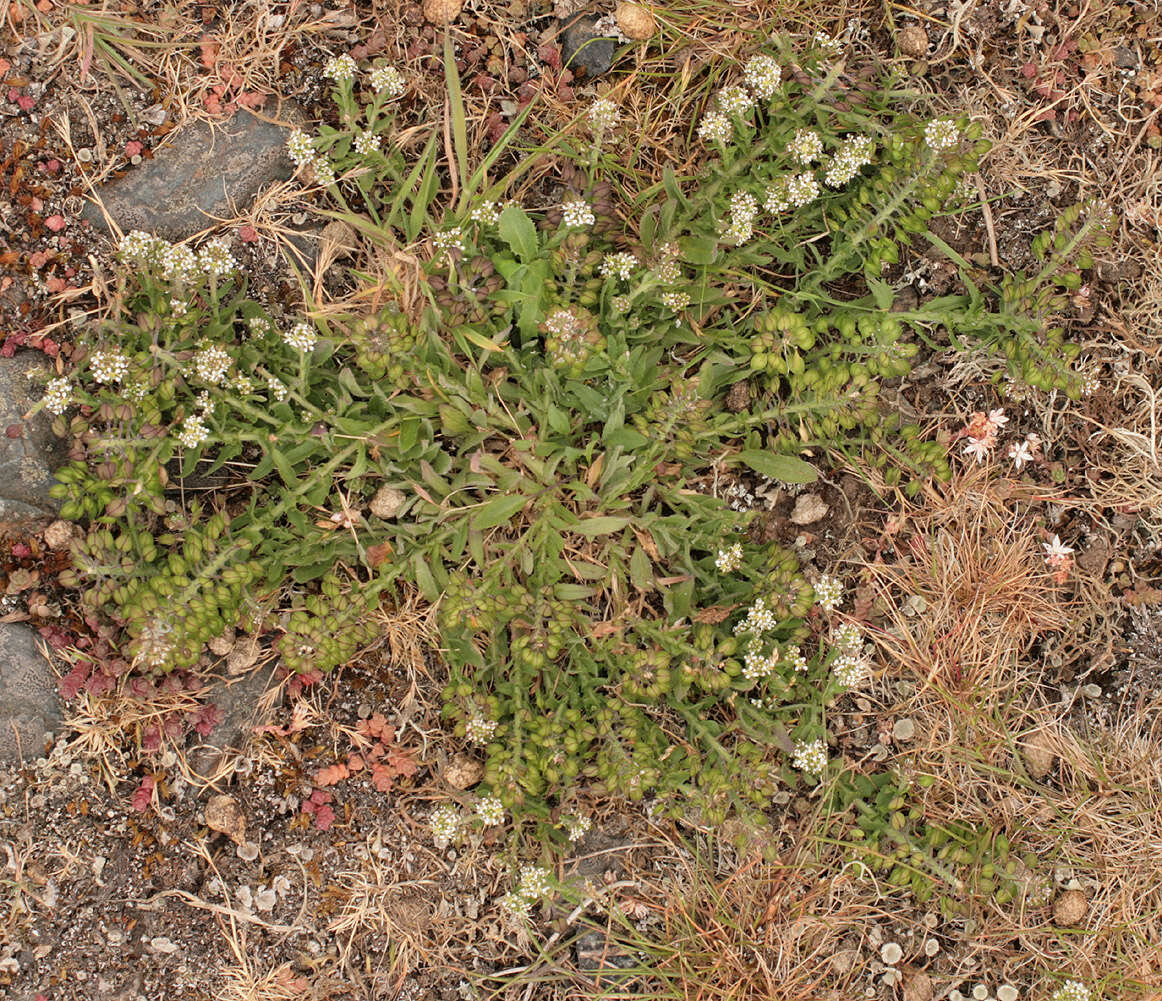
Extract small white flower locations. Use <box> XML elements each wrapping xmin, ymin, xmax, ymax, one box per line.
<box><xmin>924</xmin><ymin>118</ymin><xmax>961</xmax><ymax>151</ymax></box>
<box><xmin>717</xmin><ymin>85</ymin><xmax>753</xmax><ymax>117</ymax></box>
<box><xmin>1043</xmin><ymin>535</ymin><xmax>1074</xmax><ymax>562</ymax></box>
<box><xmin>197</xmin><ymin>236</ymin><xmax>235</xmax><ymax>277</ymax></box>
<box><xmin>814</xmin><ymin>574</ymin><xmax>843</xmax><ymax>612</ymax></box>
<box><xmin>813</xmin><ymin>32</ymin><xmax>843</xmax><ymax>57</ymax></box>
<box><xmin>499</xmin><ymin>890</ymin><xmax>532</xmax><ymax>919</ymax></box>
<box><xmin>42</xmin><ymin>377</ymin><xmax>72</xmax><ymax>415</ymax></box>
<box><xmin>601</xmin><ymin>251</ymin><xmax>638</xmax><ymax>280</ymax></box>
<box><xmin>284</xmin><ymin>321</ymin><xmax>318</xmax><ymax>352</ymax></box>
<box><xmin>310</xmin><ymin>156</ymin><xmax>335</xmax><ymax>187</ymax></box>
<box><xmin>160</xmin><ymin>243</ymin><xmax>198</xmax><ymax>282</ymax></box>
<box><xmin>287</xmin><ymin>128</ymin><xmax>315</xmax><ymax>166</ymax></box>
<box><xmin>1009</xmin><ymin>439</ymin><xmax>1033</xmax><ymax>469</ymax></box>
<box><xmin>469</xmin><ymin>201</ymin><xmax>500</xmax><ymax>225</ymax></box>
<box><xmin>476</xmin><ymin>796</ymin><xmax>505</xmax><ymax>827</ymax></box>
<box><xmin>565</xmin><ymin>815</ymin><xmax>591</xmax><ymax>842</ymax></box>
<box><xmin>660</xmin><ymin>290</ymin><xmax>690</xmax><ymax>312</ymax></box>
<box><xmin>715</xmin><ymin>543</ymin><xmax>743</xmax><ymax>573</ymax></box>
<box><xmin>169</xmin><ymin>297</ymin><xmax>188</xmax><ymax>317</ymax></box>
<box><xmin>784</xmin><ymin>644</ymin><xmax>809</xmax><ymax>673</ymax></box>
<box><xmin>266</xmin><ymin>375</ymin><xmax>289</xmax><ymax>401</ymax></box>
<box><xmin>832</xmin><ymin>651</ymin><xmax>871</xmax><ymax>688</ymax></box>
<box><xmin>697</xmin><ymin>110</ymin><xmax>733</xmax><ymax>145</ymax></box>
<box><xmin>369</xmin><ymin>64</ymin><xmax>405</xmax><ymax>97</ymax></box>
<box><xmin>561</xmin><ymin>199</ymin><xmax>595</xmax><ymax>228</ymax></box>
<box><xmin>785</xmin><ymin>172</ymin><xmax>820</xmax><ymax>207</ymax></box>
<box><xmin>743</xmin><ymin>54</ymin><xmax>782</xmax><ymax>99</ymax></box>
<box><xmin>988</xmin><ymin>407</ymin><xmax>1008</xmax><ymax>428</ymax></box>
<box><xmin>430</xmin><ymin>804</ymin><xmax>461</xmax><ymax>849</ymax></box>
<box><xmin>89</xmin><ymin>349</ymin><xmax>130</xmax><ymax>385</ymax></box>
<box><xmin>353</xmin><ymin>130</ymin><xmax>381</xmax><ymax>155</ymax></box>
<box><xmin>176</xmin><ymin>413</ymin><xmax>210</xmax><ymax>449</ymax></box>
<box><xmin>791</xmin><ymin>738</ymin><xmax>828</xmax><ymax>775</ymax></box>
<box><xmin>324</xmin><ymin>53</ymin><xmax>357</xmax><ymax>83</ymax></box>
<box><xmin>465</xmin><ymin>715</ymin><xmax>497</xmax><ymax>745</ymax></box>
<box><xmin>788</xmin><ymin>128</ymin><xmax>823</xmax><ymax>165</ymax></box>
<box><xmin>518</xmin><ymin>865</ymin><xmax>553</xmax><ymax>898</ymax></box>
<box><xmin>963</xmin><ymin>437</ymin><xmax>991</xmax><ymax>463</ymax></box>
<box><xmin>1050</xmin><ymin>982</ymin><xmax>1091</xmax><ymax>1001</ymax></box>
<box><xmin>587</xmin><ymin>97</ymin><xmax>620</xmax><ymax>134</ymax></box>
<box><xmin>433</xmin><ymin>226</ymin><xmax>465</xmax><ymax>257</ymax></box>
<box><xmin>193</xmin><ymin>344</ymin><xmax>232</xmax><ymax>385</ymax></box>
<box><xmin>653</xmin><ymin>258</ymin><xmax>681</xmax><ymax>285</ymax></box>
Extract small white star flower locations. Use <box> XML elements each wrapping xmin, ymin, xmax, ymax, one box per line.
<box><xmin>1043</xmin><ymin>535</ymin><xmax>1074</xmax><ymax>562</ymax></box>
<box><xmin>1009</xmin><ymin>439</ymin><xmax>1033</xmax><ymax>469</ymax></box>
<box><xmin>369</xmin><ymin>64</ymin><xmax>405</xmax><ymax>97</ymax></box>
<box><xmin>791</xmin><ymin>738</ymin><xmax>828</xmax><ymax>775</ymax></box>
<box><xmin>924</xmin><ymin>118</ymin><xmax>961</xmax><ymax>151</ymax></box>
<box><xmin>42</xmin><ymin>377</ymin><xmax>72</xmax><ymax>415</ymax></box>
<box><xmin>89</xmin><ymin>349</ymin><xmax>130</xmax><ymax>385</ymax></box>
<box><xmin>476</xmin><ymin>796</ymin><xmax>505</xmax><ymax>827</ymax></box>
<box><xmin>715</xmin><ymin>543</ymin><xmax>743</xmax><ymax>573</ymax></box>
<box><xmin>284</xmin><ymin>321</ymin><xmax>318</xmax><ymax>352</ymax></box>
<box><xmin>353</xmin><ymin>130</ymin><xmax>381</xmax><ymax>155</ymax></box>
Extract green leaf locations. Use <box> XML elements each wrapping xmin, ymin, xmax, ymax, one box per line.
<box><xmin>737</xmin><ymin>449</ymin><xmax>817</xmax><ymax>484</ymax></box>
<box><xmin>472</xmin><ymin>493</ymin><xmax>527</xmax><ymax>531</ymax></box>
<box><xmin>498</xmin><ymin>204</ymin><xmax>539</xmax><ymax>262</ymax></box>
<box><xmin>412</xmin><ymin>552</ymin><xmax>440</xmax><ymax>601</ymax></box>
<box><xmin>443</xmin><ymin>35</ymin><xmax>469</xmax><ymax>193</ymax></box>
<box><xmin>629</xmin><ymin>545</ymin><xmax>652</xmax><ymax>589</ymax></box>
<box><xmin>680</xmin><ymin>235</ymin><xmax>719</xmax><ymax>267</ymax></box>
<box><xmin>575</xmin><ymin>515</ymin><xmax>631</xmax><ymax>537</ymax></box>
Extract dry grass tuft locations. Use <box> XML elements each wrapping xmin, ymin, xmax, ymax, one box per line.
<box><xmin>860</xmin><ymin>463</ymin><xmax>1071</xmax><ymax>696</ymax></box>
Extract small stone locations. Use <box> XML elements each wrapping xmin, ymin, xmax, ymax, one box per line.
<box><xmin>1081</xmin><ymin>683</ymin><xmax>1102</xmax><ymax>699</ymax></box>
<box><xmin>43</xmin><ymin>520</ymin><xmax>77</xmax><ymax>549</ymax></box>
<box><xmin>1021</xmin><ymin>730</ymin><xmax>1056</xmax><ymax>780</ymax></box>
<box><xmin>615</xmin><ymin>2</ymin><xmax>656</xmax><ymax>40</ymax></box>
<box><xmin>892</xmin><ymin>718</ymin><xmax>916</xmax><ymax>742</ymax></box>
<box><xmin>225</xmin><ymin>633</ymin><xmax>262</xmax><ymax>675</ymax></box>
<box><xmin>897</xmin><ymin>25</ymin><xmax>929</xmax><ymax>58</ymax></box>
<box><xmin>790</xmin><ymin>493</ymin><xmax>828</xmax><ymax>525</ymax></box>
<box><xmin>422</xmin><ymin>0</ymin><xmax>463</xmax><ymax>24</ymax></box>
<box><xmin>1114</xmin><ymin>45</ymin><xmax>1138</xmax><ymax>69</ymax></box>
<box><xmin>1053</xmin><ymin>888</ymin><xmax>1087</xmax><ymax>926</ymax></box>
<box><xmin>0</xmin><ymin>354</ymin><xmax>68</xmax><ymax>520</ymax></box>
<box><xmin>149</xmin><ymin>936</ymin><xmax>179</xmax><ymax>955</ymax></box>
<box><xmin>369</xmin><ymin>485</ymin><xmax>406</xmax><ymax>519</ymax></box>
<box><xmin>81</xmin><ymin>108</ymin><xmax>302</xmax><ymax>241</ymax></box>
<box><xmin>237</xmin><ymin>841</ymin><xmax>260</xmax><ymax>861</ymax></box>
<box><xmin>204</xmin><ymin>794</ymin><xmax>247</xmax><ymax>844</ymax></box>
<box><xmin>443</xmin><ymin>752</ymin><xmax>484</xmax><ymax>790</ymax></box>
<box><xmin>188</xmin><ymin>663</ymin><xmax>282</xmax><ymax>778</ymax></box>
<box><xmin>0</xmin><ymin>622</ymin><xmax>61</xmax><ymax>766</ymax></box>
<box><xmin>208</xmin><ymin>628</ymin><xmax>236</xmax><ymax>657</ymax></box>
<box><xmin>561</xmin><ymin>14</ymin><xmax>617</xmax><ymax>79</ymax></box>
<box><xmin>725</xmin><ymin>380</ymin><xmax>751</xmax><ymax>413</ymax></box>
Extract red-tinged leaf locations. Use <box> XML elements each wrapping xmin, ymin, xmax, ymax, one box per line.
<box><xmin>235</xmin><ymin>90</ymin><xmax>267</xmax><ymax>110</ymax></box>
<box><xmin>11</xmin><ymin>541</ymin><xmax>30</xmax><ymax>557</ymax></box>
<box><xmin>199</xmin><ymin>36</ymin><xmax>219</xmax><ymax>68</ymax></box>
<box><xmin>29</xmin><ymin>251</ymin><xmax>50</xmax><ymax>268</ymax></box>
<box><xmin>369</xmin><ymin>762</ymin><xmax>395</xmax><ymax>792</ymax></box>
<box><xmin>313</xmin><ymin>803</ymin><xmax>335</xmax><ymax>830</ymax></box>
<box><xmin>0</xmin><ymin>58</ymin><xmax>10</xmax><ymax>75</ymax></box>
<box><xmin>315</xmin><ymin>762</ymin><xmax>349</xmax><ymax>786</ymax></box>
<box><xmin>59</xmin><ymin>663</ymin><xmax>90</xmax><ymax>700</ymax></box>
<box><xmin>40</xmin><ymin>158</ymin><xmax>60</xmax><ymax>174</ymax></box>
<box><xmin>45</xmin><ymin>277</ymin><xmax>66</xmax><ymax>293</ymax></box>
<box><xmin>238</xmin><ymin>224</ymin><xmax>258</xmax><ymax>242</ymax></box>
<box><xmin>387</xmin><ymin>748</ymin><xmax>418</xmax><ymax>778</ymax></box>
<box><xmin>192</xmin><ymin>703</ymin><xmax>223</xmax><ymax>737</ymax></box>
<box><xmin>1021</xmin><ymin>62</ymin><xmax>1037</xmax><ymax>79</ymax></box>
<box><xmin>125</xmin><ymin>140</ymin><xmax>143</xmax><ymax>157</ymax></box>
<box><xmin>356</xmin><ymin>712</ymin><xmax>392</xmax><ymax>741</ymax></box>
<box><xmin>346</xmin><ymin>754</ymin><xmax>364</xmax><ymax>772</ymax></box>
<box><xmin>132</xmin><ymin>775</ymin><xmax>156</xmax><ymax>812</ymax></box>
<box><xmin>16</xmin><ymin>94</ymin><xmax>34</xmax><ymax>112</ymax></box>
<box><xmin>44</xmin><ymin>214</ymin><xmax>66</xmax><ymax>232</ymax></box>
<box><xmin>85</xmin><ymin>671</ymin><xmax>113</xmax><ymax>696</ymax></box>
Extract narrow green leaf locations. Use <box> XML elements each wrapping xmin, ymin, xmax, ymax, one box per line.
<box><xmin>737</xmin><ymin>449</ymin><xmax>818</xmax><ymax>484</ymax></box>
<box><xmin>498</xmin><ymin>204</ymin><xmax>539</xmax><ymax>262</ymax></box>
<box><xmin>575</xmin><ymin>515</ymin><xmax>631</xmax><ymax>537</ymax></box>
<box><xmin>443</xmin><ymin>34</ymin><xmax>469</xmax><ymax>193</ymax></box>
<box><xmin>472</xmin><ymin>493</ymin><xmax>527</xmax><ymax>530</ymax></box>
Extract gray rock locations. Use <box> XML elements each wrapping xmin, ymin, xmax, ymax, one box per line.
<box><xmin>574</xmin><ymin>928</ymin><xmax>638</xmax><ymax>976</ymax></box>
<box><xmin>0</xmin><ymin>623</ymin><xmax>61</xmax><ymax>764</ymax></box>
<box><xmin>81</xmin><ymin>109</ymin><xmax>301</xmax><ymax>241</ymax></box>
<box><xmin>0</xmin><ymin>353</ymin><xmax>67</xmax><ymax>521</ymax></box>
<box><xmin>188</xmin><ymin>661</ymin><xmax>282</xmax><ymax>780</ymax></box>
<box><xmin>561</xmin><ymin>15</ymin><xmax>617</xmax><ymax>79</ymax></box>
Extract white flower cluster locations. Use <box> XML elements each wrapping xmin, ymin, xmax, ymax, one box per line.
<box><xmin>765</xmin><ymin>172</ymin><xmax>821</xmax><ymax>213</ymax></box>
<box><xmin>469</xmin><ymin>200</ymin><xmax>500</xmax><ymax>225</ymax></box>
<box><xmin>197</xmin><ymin>237</ymin><xmax>235</xmax><ymax>277</ymax></box>
<box><xmin>601</xmin><ymin>251</ymin><xmax>638</xmax><ymax>280</ymax></box>
<box><xmin>465</xmin><ymin>715</ymin><xmax>497</xmax><ymax>745</ymax></box>
<box><xmin>697</xmin><ymin>110</ymin><xmax>733</xmax><ymax>145</ymax></box>
<box><xmin>653</xmin><ymin>257</ymin><xmax>681</xmax><ymax>285</ymax></box>
<box><xmin>176</xmin><ymin>413</ymin><xmax>210</xmax><ymax>449</ymax></box>
<box><xmin>743</xmin><ymin>54</ymin><xmax>782</xmax><ymax>100</ymax></box>
<box><xmin>813</xmin><ymin>32</ymin><xmax>843</xmax><ymax>58</ymax></box>
<box><xmin>500</xmin><ymin>865</ymin><xmax>555</xmax><ymax>920</ymax></box>
<box><xmin>725</xmin><ymin>190</ymin><xmax>759</xmax><ymax>244</ymax></box>
<box><xmin>734</xmin><ymin>596</ymin><xmax>778</xmax><ymax>635</ymax></box>
<box><xmin>248</xmin><ymin>316</ymin><xmax>273</xmax><ymax>336</ymax></box>
<box><xmin>830</xmin><ymin>622</ymin><xmax>871</xmax><ymax>688</ymax></box>
<box><xmin>824</xmin><ymin>134</ymin><xmax>875</xmax><ymax>187</ymax></box>
<box><xmin>718</xmin><ymin>85</ymin><xmax>753</xmax><ymax>117</ymax></box>
<box><xmin>160</xmin><ymin>243</ymin><xmax>199</xmax><ymax>283</ymax></box>
<box><xmin>814</xmin><ymin>574</ymin><xmax>843</xmax><ymax>612</ymax></box>
<box><xmin>42</xmin><ymin>377</ymin><xmax>72</xmax><ymax>415</ymax></box>
<box><xmin>89</xmin><ymin>349</ymin><xmax>130</xmax><ymax>385</ymax></box>
<box><xmin>659</xmin><ymin>290</ymin><xmax>690</xmax><ymax>313</ymax></box>
<box><xmin>588</xmin><ymin>97</ymin><xmax>620</xmax><ymax>134</ymax></box>
<box><xmin>784</xmin><ymin>644</ymin><xmax>809</xmax><ymax>673</ymax></box>
<box><xmin>353</xmin><ymin>130</ymin><xmax>381</xmax><ymax>155</ymax></box>
<box><xmin>266</xmin><ymin>375</ymin><xmax>289</xmax><ymax>401</ymax></box>
<box><xmin>742</xmin><ymin>640</ymin><xmax>779</xmax><ymax>681</ymax></box>
<box><xmin>561</xmin><ymin>198</ymin><xmax>595</xmax><ymax>228</ymax></box>
<box><xmin>369</xmin><ymin>64</ymin><xmax>405</xmax><ymax>97</ymax></box>
<box><xmin>286</xmin><ymin>129</ymin><xmax>315</xmax><ymax>166</ymax></box>
<box><xmin>715</xmin><ymin>542</ymin><xmax>743</xmax><ymax>573</ymax></box>
<box><xmin>193</xmin><ymin>344</ymin><xmax>232</xmax><ymax>385</ymax></box>
<box><xmin>924</xmin><ymin>118</ymin><xmax>961</xmax><ymax>152</ymax></box>
<box><xmin>476</xmin><ymin>795</ymin><xmax>505</xmax><ymax>826</ymax></box>
<box><xmin>430</xmin><ymin>804</ymin><xmax>461</xmax><ymax>849</ymax></box>
<box><xmin>564</xmin><ymin>815</ymin><xmax>591</xmax><ymax>842</ymax></box>
<box><xmin>788</xmin><ymin>128</ymin><xmax>823</xmax><ymax>164</ymax></box>
<box><xmin>433</xmin><ymin>226</ymin><xmax>465</xmax><ymax>257</ymax></box>
<box><xmin>1050</xmin><ymin>982</ymin><xmax>1092</xmax><ymax>1001</ymax></box>
<box><xmin>323</xmin><ymin>53</ymin><xmax>357</xmax><ymax>83</ymax></box>
<box><xmin>792</xmin><ymin>738</ymin><xmax>828</xmax><ymax>775</ymax></box>
<box><xmin>284</xmin><ymin>321</ymin><xmax>318</xmax><ymax>352</ymax></box>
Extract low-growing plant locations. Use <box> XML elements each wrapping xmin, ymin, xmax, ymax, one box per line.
<box><xmin>44</xmin><ymin>33</ymin><xmax>1102</xmax><ymax>831</ymax></box>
